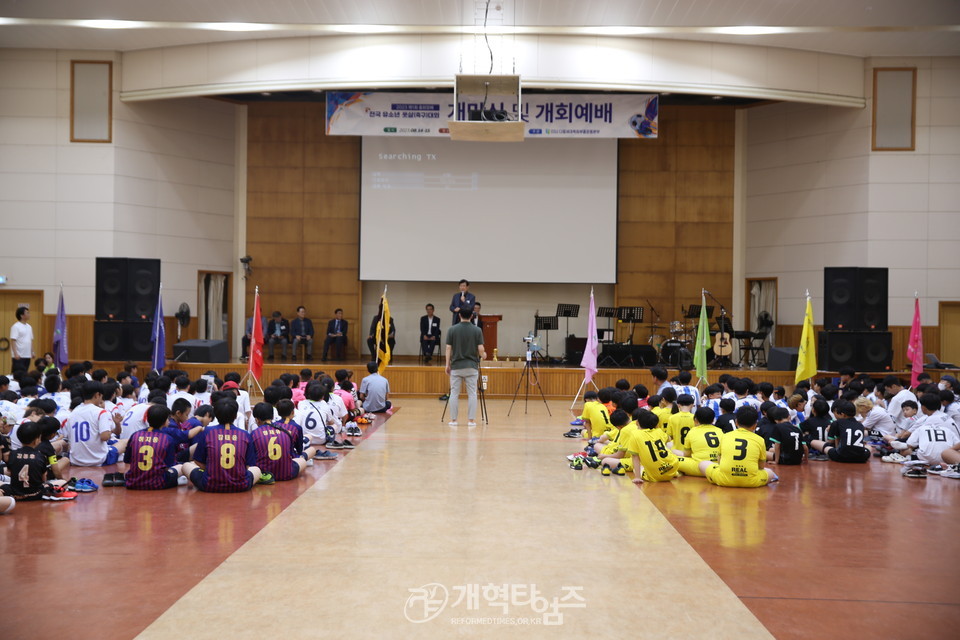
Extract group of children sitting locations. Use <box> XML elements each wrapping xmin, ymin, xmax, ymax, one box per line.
<box><xmin>564</xmin><ymin>367</ymin><xmax>960</xmax><ymax>486</ymax></box>
<box><xmin>0</xmin><ymin>361</ymin><xmax>386</xmax><ymax>515</ymax></box>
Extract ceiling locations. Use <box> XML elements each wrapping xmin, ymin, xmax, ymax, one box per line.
<box><xmin>1</xmin><ymin>0</ymin><xmax>958</xmax><ymax>57</ymax></box>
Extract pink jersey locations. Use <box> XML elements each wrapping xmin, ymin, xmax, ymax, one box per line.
<box><xmin>334</xmin><ymin>388</ymin><xmax>356</xmax><ymax>412</ymax></box>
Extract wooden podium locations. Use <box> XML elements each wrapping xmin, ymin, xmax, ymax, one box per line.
<box><xmin>480</xmin><ymin>315</ymin><xmax>502</xmax><ymax>355</ymax></box>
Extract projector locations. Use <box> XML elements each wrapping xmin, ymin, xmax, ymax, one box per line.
<box><xmin>468</xmin><ymin>109</ymin><xmax>510</xmax><ymax>122</ymax></box>
<box><xmin>449</xmin><ymin>74</ymin><xmax>524</xmax><ymax>142</ymax></box>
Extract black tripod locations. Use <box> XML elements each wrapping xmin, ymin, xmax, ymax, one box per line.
<box><xmin>508</xmin><ymin>355</ymin><xmax>552</xmax><ymax>416</ymax></box>
<box><xmin>440</xmin><ymin>362</ymin><xmax>488</xmax><ymax>425</ymax></box>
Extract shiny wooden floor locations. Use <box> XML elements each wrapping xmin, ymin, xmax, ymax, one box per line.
<box><xmin>2</xmin><ymin>399</ymin><xmax>958</xmax><ymax>639</ymax></box>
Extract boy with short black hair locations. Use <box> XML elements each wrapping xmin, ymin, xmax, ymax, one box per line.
<box><xmin>715</xmin><ymin>397</ymin><xmax>737</xmax><ymax>433</ymax></box>
<box><xmin>124</xmin><ymin>404</ymin><xmax>198</xmax><ymax>490</ymax></box>
<box><xmin>1</xmin><ymin>421</ymin><xmax>77</xmax><ymax>501</ymax></box>
<box><xmin>67</xmin><ymin>381</ymin><xmax>126</xmax><ymax>467</ymax></box>
<box><xmin>769</xmin><ymin>407</ymin><xmax>807</xmax><ymax>465</ymax></box>
<box><xmin>666</xmin><ymin>394</ymin><xmax>696</xmax><ymax>455</ymax></box>
<box><xmin>250</xmin><ymin>402</ymin><xmax>314</xmax><ymax>482</ymax></box>
<box><xmin>182</xmin><ymin>398</ymin><xmax>263</xmax><ymax>492</ymax></box>
<box><xmin>628</xmin><ymin>409</ymin><xmax>680</xmax><ymax>484</ymax></box>
<box><xmin>699</xmin><ymin>407</ymin><xmax>778</xmax><ymax>487</ymax></box>
<box><xmin>677</xmin><ymin>407</ymin><xmax>722</xmax><ymax>477</ymax></box>
<box><xmin>810</xmin><ymin>400</ymin><xmax>870</xmax><ymax>463</ymax></box>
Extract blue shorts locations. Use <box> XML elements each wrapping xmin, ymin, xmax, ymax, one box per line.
<box><xmin>102</xmin><ymin>446</ymin><xmax>120</xmax><ymax>466</ymax></box>
<box><xmin>189</xmin><ymin>468</ymin><xmax>255</xmax><ymax>493</ymax></box>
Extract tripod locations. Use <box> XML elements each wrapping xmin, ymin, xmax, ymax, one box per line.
<box><xmin>508</xmin><ymin>354</ymin><xmax>552</xmax><ymax>416</ymax></box>
<box><xmin>440</xmin><ymin>363</ymin><xmax>488</xmax><ymax>425</ymax></box>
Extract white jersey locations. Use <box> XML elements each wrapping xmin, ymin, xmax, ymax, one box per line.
<box><xmin>237</xmin><ymin>389</ymin><xmax>252</xmax><ymax>417</ymax></box>
<box><xmin>120</xmin><ymin>403</ymin><xmax>151</xmax><ymax>440</ymax></box>
<box><xmin>193</xmin><ymin>391</ymin><xmax>211</xmax><ymax>410</ymax></box>
<box><xmin>112</xmin><ymin>397</ymin><xmax>136</xmax><ymax>420</ymax></box>
<box><xmin>887</xmin><ymin>388</ymin><xmax>916</xmax><ymax>430</ymax></box>
<box><xmin>138</xmin><ymin>385</ymin><xmax>151</xmax><ymax>403</ymax></box>
<box><xmin>328</xmin><ymin>393</ymin><xmax>348</xmax><ymax>422</ymax></box>
<box><xmin>67</xmin><ymin>402</ymin><xmax>115</xmax><ymax>466</ymax></box>
<box><xmin>735</xmin><ymin>396</ymin><xmax>762</xmax><ymax>412</ymax></box>
<box><xmin>906</xmin><ymin>415</ymin><xmax>960</xmax><ymax>464</ymax></box>
<box><xmin>858</xmin><ymin>405</ymin><xmax>898</xmax><ymax>437</ymax></box>
<box><xmin>167</xmin><ymin>390</ymin><xmax>197</xmax><ymax>417</ymax></box>
<box><xmin>297</xmin><ymin>399</ymin><xmax>336</xmax><ymax>444</ymax></box>
<box><xmin>0</xmin><ymin>399</ymin><xmax>24</xmax><ymax>425</ymax></box>
<box><xmin>673</xmin><ymin>384</ymin><xmax>700</xmax><ymax>407</ymax></box>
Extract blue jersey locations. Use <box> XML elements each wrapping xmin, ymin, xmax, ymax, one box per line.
<box><xmin>193</xmin><ymin>425</ymin><xmax>257</xmax><ymax>492</ymax></box>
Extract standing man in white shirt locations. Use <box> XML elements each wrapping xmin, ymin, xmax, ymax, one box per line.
<box><xmin>10</xmin><ymin>306</ymin><xmax>34</xmax><ymax>373</ymax></box>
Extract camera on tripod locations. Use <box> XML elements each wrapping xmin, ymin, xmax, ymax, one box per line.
<box><xmin>522</xmin><ymin>332</ymin><xmax>542</xmax><ymax>353</ymax></box>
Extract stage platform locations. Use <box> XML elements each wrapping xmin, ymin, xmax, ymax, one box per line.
<box><xmin>88</xmin><ymin>358</ymin><xmax>912</xmax><ymax>399</ymax></box>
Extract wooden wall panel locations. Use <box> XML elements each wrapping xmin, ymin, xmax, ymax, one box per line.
<box><xmin>246</xmin><ymin>102</ymin><xmax>363</xmax><ymax>358</ymax></box>
<box><xmin>617</xmin><ymin>105</ymin><xmax>736</xmax><ymax>334</ymax></box>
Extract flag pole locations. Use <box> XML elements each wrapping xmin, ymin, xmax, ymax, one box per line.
<box><xmin>567</xmin><ymin>287</ymin><xmax>600</xmax><ymax>417</ymax></box>
<box><xmin>241</xmin><ymin>285</ymin><xmax>264</xmax><ymax>396</ymax></box>
<box><xmin>151</xmin><ymin>283</ymin><xmax>163</xmax><ymax>374</ymax></box>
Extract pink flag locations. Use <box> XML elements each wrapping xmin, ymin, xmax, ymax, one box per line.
<box><xmin>580</xmin><ymin>289</ymin><xmax>598</xmax><ymax>384</ymax></box>
<box><xmin>907</xmin><ymin>297</ymin><xmax>923</xmax><ymax>388</ymax></box>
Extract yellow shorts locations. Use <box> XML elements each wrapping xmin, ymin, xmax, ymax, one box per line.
<box><xmin>640</xmin><ymin>461</ymin><xmax>679</xmax><ymax>482</ymax></box>
<box><xmin>705</xmin><ymin>464</ymin><xmax>771</xmax><ymax>488</ymax></box>
<box><xmin>677</xmin><ymin>456</ymin><xmax>710</xmax><ymax>477</ymax></box>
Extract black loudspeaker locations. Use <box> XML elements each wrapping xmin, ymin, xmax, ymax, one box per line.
<box><xmin>173</xmin><ymin>339</ymin><xmax>230</xmax><ymax>363</ymax></box>
<box><xmin>823</xmin><ymin>267</ymin><xmax>888</xmax><ymax>331</ymax></box>
<box><xmin>94</xmin><ymin>322</ymin><xmax>154</xmax><ymax>361</ymax></box>
<box><xmin>96</xmin><ymin>257</ymin><xmax>161</xmax><ymax>322</ymax></box>
<box><xmin>818</xmin><ymin>331</ymin><xmax>892</xmax><ymax>372</ymax></box>
<box><xmin>767</xmin><ymin>347</ymin><xmax>799</xmax><ymax>371</ymax></box>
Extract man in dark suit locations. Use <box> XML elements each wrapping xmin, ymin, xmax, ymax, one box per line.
<box><xmin>470</xmin><ymin>301</ymin><xmax>484</xmax><ymax>330</ymax></box>
<box><xmin>242</xmin><ymin>315</ymin><xmax>267</xmax><ymax>362</ymax></box>
<box><xmin>291</xmin><ymin>305</ymin><xmax>315</xmax><ymax>361</ymax></box>
<box><xmin>266</xmin><ymin>311</ymin><xmax>290</xmax><ymax>361</ymax></box>
<box><xmin>420</xmin><ymin>304</ymin><xmax>442</xmax><ymax>363</ymax></box>
<box><xmin>449</xmin><ymin>279</ymin><xmax>476</xmax><ymax>326</ymax></box>
<box><xmin>367</xmin><ymin>313</ymin><xmax>396</xmax><ymax>359</ymax></box>
<box><xmin>322</xmin><ymin>308</ymin><xmax>348</xmax><ymax>362</ymax></box>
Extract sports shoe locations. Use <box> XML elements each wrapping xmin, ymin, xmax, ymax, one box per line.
<box><xmin>351</xmin><ymin>426</ymin><xmax>364</xmax><ymax>437</ymax></box>
<box><xmin>882</xmin><ymin>453</ymin><xmax>908</xmax><ymax>463</ymax></box>
<box><xmin>448</xmin><ymin>421</ymin><xmax>459</xmax><ymax>427</ymax></box>
<box><xmin>585</xmin><ymin>446</ymin><xmax>597</xmax><ymax>457</ymax></box>
<box><xmin>570</xmin><ymin>418</ymin><xmax>584</xmax><ymax>426</ymax></box>
<box><xmin>326</xmin><ymin>441</ymin><xmax>344</xmax><ymax>450</ymax></box>
<box><xmin>569</xmin><ymin>458</ymin><xmax>583</xmax><ymax>470</ymax></box>
<box><xmin>902</xmin><ymin>467</ymin><xmax>927</xmax><ymax>478</ymax></box>
<box><xmin>612</xmin><ymin>464</ymin><xmax>626</xmax><ymax>476</ymax></box>
<box><xmin>467</xmin><ymin>421</ymin><xmax>477</xmax><ymax>428</ymax></box>
<box><xmin>584</xmin><ymin>456</ymin><xmax>601</xmax><ymax>469</ymax></box>
<box><xmin>939</xmin><ymin>468</ymin><xmax>960</xmax><ymax>479</ymax></box>
<box><xmin>74</xmin><ymin>478</ymin><xmax>98</xmax><ymax>492</ymax></box>
<box><xmin>927</xmin><ymin>465</ymin><xmax>945</xmax><ymax>475</ymax></box>
<box><xmin>315</xmin><ymin>451</ymin><xmax>338</xmax><ymax>461</ymax></box>
<box><xmin>42</xmin><ymin>485</ymin><xmax>78</xmax><ymax>501</ymax></box>
<box><xmin>562</xmin><ymin>429</ymin><xmax>581</xmax><ymax>438</ymax></box>
<box><xmin>65</xmin><ymin>477</ymin><xmax>78</xmax><ymax>490</ymax></box>
<box><xmin>340</xmin><ymin>439</ymin><xmax>356</xmax><ymax>449</ymax></box>
<box><xmin>601</xmin><ymin>465</ymin><xmax>612</xmax><ymax>476</ymax></box>
<box><xmin>259</xmin><ymin>473</ymin><xmax>276</xmax><ymax>485</ymax></box>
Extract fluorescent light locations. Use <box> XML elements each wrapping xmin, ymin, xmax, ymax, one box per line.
<box><xmin>202</xmin><ymin>22</ymin><xmax>273</xmax><ymax>32</ymax></box>
<box><xmin>329</xmin><ymin>24</ymin><xmax>399</xmax><ymax>34</ymax></box>
<box><xmin>80</xmin><ymin>19</ymin><xmax>147</xmax><ymax>30</ymax></box>
<box><xmin>712</xmin><ymin>26</ymin><xmax>785</xmax><ymax>35</ymax></box>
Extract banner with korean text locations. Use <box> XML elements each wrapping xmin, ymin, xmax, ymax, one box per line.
<box><xmin>326</xmin><ymin>91</ymin><xmax>658</xmax><ymax>138</ymax></box>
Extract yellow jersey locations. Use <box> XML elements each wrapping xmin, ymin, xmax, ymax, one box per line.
<box><xmin>705</xmin><ymin>428</ymin><xmax>770</xmax><ymax>488</ymax></box>
<box><xmin>625</xmin><ymin>427</ymin><xmax>680</xmax><ymax>482</ymax></box>
<box><xmin>684</xmin><ymin>424</ymin><xmax>723</xmax><ymax>462</ymax></box>
<box><xmin>579</xmin><ymin>401</ymin><xmax>611</xmax><ymax>439</ymax></box>
<box><xmin>651</xmin><ymin>406</ymin><xmax>673</xmax><ymax>429</ymax></box>
<box><xmin>666</xmin><ymin>411</ymin><xmax>695</xmax><ymax>451</ymax></box>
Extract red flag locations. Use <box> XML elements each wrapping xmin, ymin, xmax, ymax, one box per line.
<box><xmin>249</xmin><ymin>290</ymin><xmax>264</xmax><ymax>380</ymax></box>
<box><xmin>907</xmin><ymin>297</ymin><xmax>923</xmax><ymax>388</ymax></box>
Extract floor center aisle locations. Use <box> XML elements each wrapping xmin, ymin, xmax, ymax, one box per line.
<box><xmin>138</xmin><ymin>399</ymin><xmax>771</xmax><ymax>639</ymax></box>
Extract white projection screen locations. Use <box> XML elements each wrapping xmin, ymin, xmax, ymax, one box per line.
<box><xmin>359</xmin><ymin>137</ymin><xmax>617</xmax><ymax>283</ymax></box>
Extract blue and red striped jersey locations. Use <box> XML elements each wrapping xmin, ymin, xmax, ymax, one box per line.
<box><xmin>193</xmin><ymin>425</ymin><xmax>256</xmax><ymax>492</ymax></box>
<box><xmin>123</xmin><ymin>427</ymin><xmax>188</xmax><ymax>490</ymax></box>
<box><xmin>251</xmin><ymin>424</ymin><xmax>297</xmax><ymax>481</ymax></box>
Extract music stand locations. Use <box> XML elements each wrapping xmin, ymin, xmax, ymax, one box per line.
<box><xmin>535</xmin><ymin>315</ymin><xmax>559</xmax><ymax>358</ymax></box>
<box><xmin>597</xmin><ymin>306</ymin><xmax>617</xmax><ymax>341</ymax></box>
<box><xmin>616</xmin><ymin>306</ymin><xmax>644</xmax><ymax>344</ymax></box>
<box><xmin>555</xmin><ymin>303</ymin><xmax>580</xmax><ymax>338</ymax></box>
<box><xmin>685</xmin><ymin>304</ymin><xmax>714</xmax><ymax>319</ymax></box>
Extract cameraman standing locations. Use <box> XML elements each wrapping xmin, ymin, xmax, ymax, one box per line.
<box><xmin>445</xmin><ymin>307</ymin><xmax>485</xmax><ymax>427</ymax></box>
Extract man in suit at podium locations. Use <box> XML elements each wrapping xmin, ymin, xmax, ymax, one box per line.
<box><xmin>420</xmin><ymin>304</ymin><xmax>442</xmax><ymax>363</ymax></box>
<box><xmin>449</xmin><ymin>279</ymin><xmax>476</xmax><ymax>326</ymax></box>
<box><xmin>470</xmin><ymin>301</ymin><xmax>484</xmax><ymax>329</ymax></box>
<box><xmin>322</xmin><ymin>308</ymin><xmax>348</xmax><ymax>362</ymax></box>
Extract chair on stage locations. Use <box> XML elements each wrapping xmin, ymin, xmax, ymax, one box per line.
<box><xmin>741</xmin><ymin>312</ymin><xmax>774</xmax><ymax>367</ymax></box>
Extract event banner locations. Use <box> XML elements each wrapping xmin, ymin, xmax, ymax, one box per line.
<box><xmin>326</xmin><ymin>91</ymin><xmax>658</xmax><ymax>139</ymax></box>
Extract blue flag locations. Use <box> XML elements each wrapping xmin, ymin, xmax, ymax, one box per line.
<box><xmin>53</xmin><ymin>287</ymin><xmax>69</xmax><ymax>370</ymax></box>
<box><xmin>151</xmin><ymin>288</ymin><xmax>165</xmax><ymax>373</ymax></box>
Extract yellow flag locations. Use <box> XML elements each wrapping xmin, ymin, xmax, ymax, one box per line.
<box><xmin>795</xmin><ymin>296</ymin><xmax>817</xmax><ymax>384</ymax></box>
<box><xmin>375</xmin><ymin>292</ymin><xmax>391</xmax><ymax>374</ymax></box>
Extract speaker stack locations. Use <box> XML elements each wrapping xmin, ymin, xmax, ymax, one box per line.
<box><xmin>819</xmin><ymin>267</ymin><xmax>892</xmax><ymax>372</ymax></box>
<box><xmin>94</xmin><ymin>258</ymin><xmax>161</xmax><ymax>361</ymax></box>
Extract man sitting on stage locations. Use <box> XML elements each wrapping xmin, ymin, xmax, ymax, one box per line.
<box><xmin>322</xmin><ymin>308</ymin><xmax>348</xmax><ymax>362</ymax></box>
<box><xmin>420</xmin><ymin>304</ymin><xmax>441</xmax><ymax>364</ymax></box>
<box><xmin>291</xmin><ymin>306</ymin><xmax>315</xmax><ymax>361</ymax></box>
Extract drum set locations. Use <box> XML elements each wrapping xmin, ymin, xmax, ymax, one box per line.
<box><xmin>645</xmin><ymin>305</ymin><xmax>713</xmax><ymax>367</ymax></box>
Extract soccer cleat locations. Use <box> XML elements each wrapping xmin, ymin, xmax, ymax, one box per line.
<box><xmin>601</xmin><ymin>466</ymin><xmax>612</xmax><ymax>476</ymax></box>
<box><xmin>42</xmin><ymin>485</ymin><xmax>78</xmax><ymax>501</ymax></box>
<box><xmin>562</xmin><ymin>429</ymin><xmax>582</xmax><ymax>438</ymax></box>
<box><xmin>259</xmin><ymin>473</ymin><xmax>276</xmax><ymax>485</ymax></box>
<box><xmin>73</xmin><ymin>478</ymin><xmax>98</xmax><ymax>492</ymax></box>
<box><xmin>584</xmin><ymin>456</ymin><xmax>601</xmax><ymax>469</ymax></box>
<box><xmin>570</xmin><ymin>418</ymin><xmax>584</xmax><ymax>426</ymax></box>
<box><xmin>569</xmin><ymin>458</ymin><xmax>583</xmax><ymax>470</ymax></box>
<box><xmin>612</xmin><ymin>464</ymin><xmax>626</xmax><ymax>476</ymax></box>
<box><xmin>882</xmin><ymin>453</ymin><xmax>908</xmax><ymax>463</ymax></box>
<box><xmin>314</xmin><ymin>451</ymin><xmax>338</xmax><ymax>461</ymax></box>
<box><xmin>902</xmin><ymin>467</ymin><xmax>927</xmax><ymax>478</ymax></box>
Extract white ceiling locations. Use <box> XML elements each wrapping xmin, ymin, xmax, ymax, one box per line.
<box><xmin>0</xmin><ymin>0</ymin><xmax>958</xmax><ymax>57</ymax></box>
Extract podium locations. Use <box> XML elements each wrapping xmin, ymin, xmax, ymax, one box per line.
<box><xmin>480</xmin><ymin>315</ymin><xmax>502</xmax><ymax>355</ymax></box>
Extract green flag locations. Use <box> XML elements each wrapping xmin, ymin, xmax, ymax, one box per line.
<box><xmin>693</xmin><ymin>292</ymin><xmax>709</xmax><ymax>384</ymax></box>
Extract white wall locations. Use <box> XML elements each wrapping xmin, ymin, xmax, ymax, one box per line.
<box><xmin>0</xmin><ymin>48</ymin><xmax>237</xmax><ymax>315</ymax></box>
<box><xmin>361</xmin><ymin>281</ymin><xmax>614</xmax><ymax>358</ymax></box>
<box><xmin>744</xmin><ymin>55</ymin><xmax>960</xmax><ymax>326</ymax></box>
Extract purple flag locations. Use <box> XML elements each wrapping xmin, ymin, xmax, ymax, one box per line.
<box><xmin>53</xmin><ymin>287</ymin><xmax>68</xmax><ymax>370</ymax></box>
<box><xmin>580</xmin><ymin>289</ymin><xmax>598</xmax><ymax>384</ymax></box>
<box><xmin>151</xmin><ymin>287</ymin><xmax>165</xmax><ymax>373</ymax></box>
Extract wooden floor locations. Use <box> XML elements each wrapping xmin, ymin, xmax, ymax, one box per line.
<box><xmin>2</xmin><ymin>399</ymin><xmax>958</xmax><ymax>639</ymax></box>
